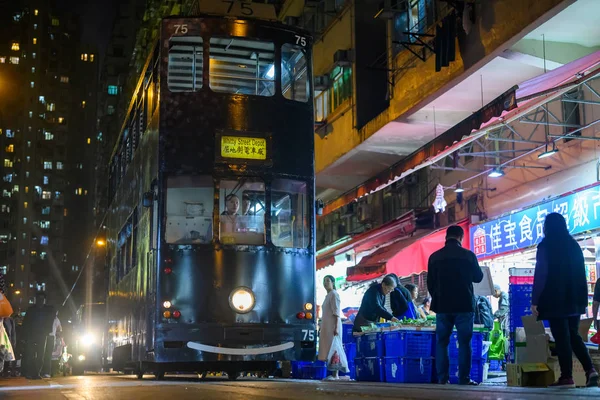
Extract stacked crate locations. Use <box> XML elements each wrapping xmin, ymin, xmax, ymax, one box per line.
<box><xmin>447</xmin><ymin>331</ymin><xmax>487</xmax><ymax>384</ymax></box>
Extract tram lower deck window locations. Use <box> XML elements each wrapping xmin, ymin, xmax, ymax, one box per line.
<box><xmin>271</xmin><ymin>179</ymin><xmax>309</xmax><ymax>248</ymax></box>
<box><xmin>219</xmin><ymin>179</ymin><xmax>265</xmax><ymax>245</ymax></box>
<box><xmin>166</xmin><ymin>176</ymin><xmax>213</xmax><ymax>244</ymax></box>
<box><xmin>209</xmin><ymin>37</ymin><xmax>275</xmax><ymax>97</ymax></box>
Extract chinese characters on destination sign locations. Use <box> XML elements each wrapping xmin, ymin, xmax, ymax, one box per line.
<box><xmin>221</xmin><ymin>136</ymin><xmax>266</xmax><ymax>161</ymax></box>
<box><xmin>470</xmin><ymin>185</ymin><xmax>600</xmax><ymax>259</ymax></box>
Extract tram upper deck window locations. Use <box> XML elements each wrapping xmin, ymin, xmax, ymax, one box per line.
<box><xmin>281</xmin><ymin>44</ymin><xmax>309</xmax><ymax>103</ymax></box>
<box><xmin>219</xmin><ymin>179</ymin><xmax>265</xmax><ymax>245</ymax></box>
<box><xmin>166</xmin><ymin>176</ymin><xmax>213</xmax><ymax>244</ymax></box>
<box><xmin>209</xmin><ymin>37</ymin><xmax>275</xmax><ymax>96</ymax></box>
<box><xmin>271</xmin><ymin>179</ymin><xmax>309</xmax><ymax>248</ymax></box>
<box><xmin>168</xmin><ymin>36</ymin><xmax>203</xmax><ymax>92</ymax></box>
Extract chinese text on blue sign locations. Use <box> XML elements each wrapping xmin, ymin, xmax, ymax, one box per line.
<box><xmin>470</xmin><ymin>185</ymin><xmax>600</xmax><ymax>259</ymax></box>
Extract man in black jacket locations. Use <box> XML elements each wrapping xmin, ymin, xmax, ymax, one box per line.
<box><xmin>427</xmin><ymin>225</ymin><xmax>483</xmax><ymax>385</ymax></box>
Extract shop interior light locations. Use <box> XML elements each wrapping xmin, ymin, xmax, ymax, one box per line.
<box><xmin>538</xmin><ymin>143</ymin><xmax>558</xmax><ymax>159</ymax></box>
<box><xmin>488</xmin><ymin>168</ymin><xmax>504</xmax><ymax>178</ymax></box>
<box><xmin>454</xmin><ymin>181</ymin><xmax>464</xmax><ymax>193</ymax></box>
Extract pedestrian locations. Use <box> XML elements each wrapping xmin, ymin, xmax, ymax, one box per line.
<box><xmin>3</xmin><ymin>315</ymin><xmax>17</xmax><ymax>377</ymax></box>
<box><xmin>22</xmin><ymin>292</ymin><xmax>56</xmax><ymax>379</ymax></box>
<box><xmin>352</xmin><ymin>276</ymin><xmax>400</xmax><ymax>332</ymax></box>
<box><xmin>427</xmin><ymin>225</ymin><xmax>483</xmax><ymax>385</ymax></box>
<box><xmin>492</xmin><ymin>284</ymin><xmax>509</xmax><ymax>328</ymax></box>
<box><xmin>318</xmin><ymin>275</ymin><xmax>348</xmax><ymax>380</ymax></box>
<box><xmin>404</xmin><ymin>284</ymin><xmax>421</xmax><ymax>319</ymax></box>
<box><xmin>418</xmin><ymin>297</ymin><xmax>435</xmax><ymax>318</ymax></box>
<box><xmin>384</xmin><ymin>274</ymin><xmax>414</xmax><ymax>320</ymax></box>
<box><xmin>593</xmin><ymin>277</ymin><xmax>599</xmax><ymax>332</ymax></box>
<box><xmin>531</xmin><ymin>212</ymin><xmax>598</xmax><ymax>388</ymax></box>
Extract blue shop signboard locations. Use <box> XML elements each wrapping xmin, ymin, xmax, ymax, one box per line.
<box><xmin>470</xmin><ymin>185</ymin><xmax>600</xmax><ymax>259</ymax></box>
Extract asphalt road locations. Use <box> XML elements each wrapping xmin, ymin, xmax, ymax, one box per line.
<box><xmin>0</xmin><ymin>374</ymin><xmax>599</xmax><ymax>399</ymax></box>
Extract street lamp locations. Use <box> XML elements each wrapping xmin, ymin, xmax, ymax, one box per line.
<box><xmin>96</xmin><ymin>239</ymin><xmax>106</xmax><ymax>247</ymax></box>
<box><xmin>14</xmin><ymin>290</ymin><xmax>20</xmax><ymax>295</ymax></box>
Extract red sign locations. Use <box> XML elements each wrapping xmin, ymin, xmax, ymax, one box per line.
<box><xmin>473</xmin><ymin>227</ymin><xmax>487</xmax><ymax>256</ymax></box>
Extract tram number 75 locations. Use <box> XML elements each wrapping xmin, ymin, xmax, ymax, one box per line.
<box><xmin>302</xmin><ymin>329</ymin><xmax>315</xmax><ymax>341</ymax></box>
<box><xmin>295</xmin><ymin>35</ymin><xmax>307</xmax><ymax>47</ymax></box>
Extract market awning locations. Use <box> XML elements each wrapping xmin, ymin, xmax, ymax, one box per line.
<box><xmin>316</xmin><ymin>211</ymin><xmax>416</xmax><ymax>270</ymax></box>
<box><xmin>346</xmin><ymin>220</ymin><xmax>470</xmax><ymax>282</ymax></box>
<box><xmin>321</xmin><ymin>50</ymin><xmax>600</xmax><ymax>217</ymax></box>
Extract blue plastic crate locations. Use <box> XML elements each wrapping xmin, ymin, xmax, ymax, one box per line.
<box><xmin>449</xmin><ymin>332</ymin><xmax>485</xmax><ymax>359</ymax></box>
<box><xmin>342</xmin><ymin>324</ymin><xmax>355</xmax><ymax>344</ymax></box>
<box><xmin>338</xmin><ymin>361</ymin><xmax>356</xmax><ymax>380</ymax></box>
<box><xmin>344</xmin><ymin>343</ymin><xmax>357</xmax><ymax>362</ymax></box>
<box><xmin>489</xmin><ymin>359</ymin><xmax>502</xmax><ymax>371</ymax></box>
<box><xmin>449</xmin><ymin>358</ymin><xmax>486</xmax><ymax>384</ymax></box>
<box><xmin>509</xmin><ymin>284</ymin><xmax>533</xmax><ymax>293</ymax></box>
<box><xmin>383</xmin><ymin>330</ymin><xmax>435</xmax><ymax>358</ymax></box>
<box><xmin>356</xmin><ymin>333</ymin><xmax>384</xmax><ymax>358</ymax></box>
<box><xmin>291</xmin><ymin>361</ymin><xmax>311</xmax><ymax>379</ymax></box>
<box><xmin>384</xmin><ymin>357</ymin><xmax>434</xmax><ymax>383</ymax></box>
<box><xmin>355</xmin><ymin>357</ymin><xmax>385</xmax><ymax>382</ymax></box>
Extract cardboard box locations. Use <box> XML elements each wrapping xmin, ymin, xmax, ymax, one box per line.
<box><xmin>507</xmin><ymin>363</ymin><xmax>555</xmax><ymax>387</ymax></box>
<box><xmin>521</xmin><ymin>316</ymin><xmax>550</xmax><ymax>363</ymax></box>
<box><xmin>547</xmin><ymin>356</ymin><xmax>587</xmax><ymax>387</ymax></box>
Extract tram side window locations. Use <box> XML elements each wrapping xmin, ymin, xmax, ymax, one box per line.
<box><xmin>271</xmin><ymin>179</ymin><xmax>309</xmax><ymax>248</ymax></box>
<box><xmin>209</xmin><ymin>37</ymin><xmax>275</xmax><ymax>97</ymax></box>
<box><xmin>168</xmin><ymin>36</ymin><xmax>203</xmax><ymax>92</ymax></box>
<box><xmin>117</xmin><ymin>209</ymin><xmax>137</xmax><ymax>282</ymax></box>
<box><xmin>281</xmin><ymin>44</ymin><xmax>309</xmax><ymax>103</ymax></box>
<box><xmin>166</xmin><ymin>176</ymin><xmax>213</xmax><ymax>244</ymax></box>
<box><xmin>219</xmin><ymin>179</ymin><xmax>265</xmax><ymax>245</ymax></box>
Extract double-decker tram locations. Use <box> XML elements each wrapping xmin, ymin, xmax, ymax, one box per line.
<box><xmin>104</xmin><ymin>15</ymin><xmax>316</xmax><ymax>379</ymax></box>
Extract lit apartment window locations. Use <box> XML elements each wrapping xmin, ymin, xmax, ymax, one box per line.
<box><xmin>32</xmin><ymin>53</ymin><xmax>36</xmax><ymax>59</ymax></box>
<box><xmin>26</xmin><ymin>156</ymin><xmax>30</xmax><ymax>162</ymax></box>
<box><xmin>22</xmin><ymin>233</ymin><xmax>26</xmax><ymax>239</ymax></box>
<box><xmin>43</xmin><ymin>161</ymin><xmax>52</xmax><ymax>170</ymax></box>
<box><xmin>11</xmin><ymin>43</ymin><xmax>19</xmax><ymax>51</ymax></box>
<box><xmin>31</xmin><ymin>67</ymin><xmax>35</xmax><ymax>73</ymax></box>
<box><xmin>34</xmin><ymin>9</ymin><xmax>39</xmax><ymax>16</ymax></box>
<box><xmin>34</xmin><ymin>23</ymin><xmax>37</xmax><ymax>30</ymax></box>
<box><xmin>30</xmin><ymin>81</ymin><xmax>34</xmax><ymax>88</ymax></box>
<box><xmin>25</xmin><ymin>186</ymin><xmax>29</xmax><ymax>193</ymax></box>
<box><xmin>33</xmin><ymin>38</ymin><xmax>37</xmax><ymax>45</ymax></box>
<box><xmin>39</xmin><ymin>95</ymin><xmax>45</xmax><ymax>103</ymax></box>
<box><xmin>25</xmin><ymin>171</ymin><xmax>29</xmax><ymax>178</ymax></box>
<box><xmin>108</xmin><ymin>85</ymin><xmax>118</xmax><ymax>95</ymax></box>
<box><xmin>81</xmin><ymin>100</ymin><xmax>86</xmax><ymax>108</ymax></box>
<box><xmin>56</xmin><ymin>161</ymin><xmax>63</xmax><ymax>170</ymax></box>
<box><xmin>63</xmin><ymin>208</ymin><xmax>68</xmax><ymax>217</ymax></box>
<box><xmin>0</xmin><ymin>57</ymin><xmax>5</xmax><ymax>64</ymax></box>
<box><xmin>107</xmin><ymin>105</ymin><xmax>115</xmax><ymax>115</ymax></box>
<box><xmin>40</xmin><ymin>221</ymin><xmax>50</xmax><ymax>229</ymax></box>
<box><xmin>13</xmin><ymin>185</ymin><xmax>18</xmax><ymax>192</ymax></box>
<box><xmin>42</xmin><ymin>206</ymin><xmax>50</xmax><ymax>215</ymax></box>
<box><xmin>29</xmin><ymin>111</ymin><xmax>33</xmax><ymax>118</ymax></box>
<box><xmin>44</xmin><ymin>132</ymin><xmax>54</xmax><ymax>140</ymax></box>
<box><xmin>52</xmin><ymin>18</ymin><xmax>59</xmax><ymax>26</ymax></box>
<box><xmin>60</xmin><ymin>76</ymin><xmax>69</xmax><ymax>83</ymax></box>
<box><xmin>23</xmin><ymin>217</ymin><xmax>27</xmax><ymax>224</ymax></box>
<box><xmin>27</xmin><ymin>141</ymin><xmax>31</xmax><ymax>148</ymax></box>
<box><xmin>42</xmin><ymin>191</ymin><xmax>51</xmax><ymax>200</ymax></box>
<box><xmin>9</xmin><ymin>57</ymin><xmax>19</xmax><ymax>64</ymax></box>
<box><xmin>90</xmin><ymin>54</ymin><xmax>95</xmax><ymax>62</ymax></box>
<box><xmin>87</xmin><ymin>138</ymin><xmax>91</xmax><ymax>144</ymax></box>
<box><xmin>43</xmin><ymin>176</ymin><xmax>49</xmax><ymax>184</ymax></box>
<box><xmin>3</xmin><ymin>160</ymin><xmax>12</xmax><ymax>168</ymax></box>
<box><xmin>24</xmin><ymin>202</ymin><xmax>28</xmax><ymax>209</ymax></box>
<box><xmin>47</xmin><ymin>103</ymin><xmax>55</xmax><ymax>111</ymax></box>
<box><xmin>6</xmin><ymin>145</ymin><xmax>14</xmax><ymax>153</ymax></box>
<box><xmin>58</xmin><ymin>117</ymin><xmax>64</xmax><ymax>124</ymax></box>
<box><xmin>76</xmin><ymin>188</ymin><xmax>83</xmax><ymax>195</ymax></box>
<box><xmin>6</xmin><ymin>130</ymin><xmax>13</xmax><ymax>138</ymax></box>
<box><xmin>21</xmin><ymin>249</ymin><xmax>24</xmax><ymax>255</ymax></box>
<box><xmin>82</xmin><ymin>53</ymin><xmax>88</xmax><ymax>62</ymax></box>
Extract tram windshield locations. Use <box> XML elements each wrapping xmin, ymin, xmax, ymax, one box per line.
<box><xmin>166</xmin><ymin>175</ymin><xmax>213</xmax><ymax>244</ymax></box>
<box><xmin>281</xmin><ymin>44</ymin><xmax>309</xmax><ymax>102</ymax></box>
<box><xmin>219</xmin><ymin>178</ymin><xmax>266</xmax><ymax>245</ymax></box>
<box><xmin>271</xmin><ymin>179</ymin><xmax>310</xmax><ymax>248</ymax></box>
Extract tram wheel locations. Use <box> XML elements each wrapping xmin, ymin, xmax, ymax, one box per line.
<box><xmin>136</xmin><ymin>369</ymin><xmax>144</xmax><ymax>380</ymax></box>
<box><xmin>154</xmin><ymin>371</ymin><xmax>165</xmax><ymax>380</ymax></box>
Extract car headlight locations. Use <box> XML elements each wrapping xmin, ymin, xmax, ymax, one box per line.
<box><xmin>81</xmin><ymin>333</ymin><xmax>95</xmax><ymax>346</ymax></box>
<box><xmin>229</xmin><ymin>287</ymin><xmax>255</xmax><ymax>314</ymax></box>
<box><xmin>78</xmin><ymin>355</ymin><xmax>86</xmax><ymax>361</ymax></box>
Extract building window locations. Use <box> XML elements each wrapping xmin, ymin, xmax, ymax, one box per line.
<box><xmin>32</xmin><ymin>67</ymin><xmax>35</xmax><ymax>73</ymax></box>
<box><xmin>60</xmin><ymin>76</ymin><xmax>69</xmax><ymax>83</ymax></box>
<box><xmin>58</xmin><ymin>117</ymin><xmax>65</xmax><ymax>124</ymax></box>
<box><xmin>6</xmin><ymin>145</ymin><xmax>14</xmax><ymax>153</ymax></box>
<box><xmin>107</xmin><ymin>85</ymin><xmax>118</xmax><ymax>95</ymax></box>
<box><xmin>47</xmin><ymin>103</ymin><xmax>55</xmax><ymax>111</ymax></box>
<box><xmin>5</xmin><ymin>130</ymin><xmax>13</xmax><ymax>138</ymax></box>
<box><xmin>11</xmin><ymin>43</ymin><xmax>19</xmax><ymax>51</ymax></box>
<box><xmin>41</xmin><ymin>235</ymin><xmax>49</xmax><ymax>245</ymax></box>
<box><xmin>39</xmin><ymin>96</ymin><xmax>45</xmax><ymax>103</ymax></box>
<box><xmin>81</xmin><ymin>101</ymin><xmax>86</xmax><ymax>108</ymax></box>
<box><xmin>44</xmin><ymin>132</ymin><xmax>54</xmax><ymax>140</ymax></box>
<box><xmin>87</xmin><ymin>138</ymin><xmax>91</xmax><ymax>144</ymax></box>
<box><xmin>27</xmin><ymin>141</ymin><xmax>31</xmax><ymax>148</ymax></box>
<box><xmin>9</xmin><ymin>57</ymin><xmax>19</xmax><ymax>64</ymax></box>
<box><xmin>30</xmin><ymin>81</ymin><xmax>34</xmax><ymax>88</ymax></box>
<box><xmin>29</xmin><ymin>111</ymin><xmax>33</xmax><ymax>118</ymax></box>
<box><xmin>34</xmin><ymin>9</ymin><xmax>39</xmax><ymax>16</ymax></box>
<box><xmin>44</xmin><ymin>161</ymin><xmax>52</xmax><ymax>170</ymax></box>
<box><xmin>52</xmin><ymin>18</ymin><xmax>59</xmax><ymax>26</ymax></box>
<box><xmin>90</xmin><ymin>54</ymin><xmax>94</xmax><ymax>62</ymax></box>
<box><xmin>24</xmin><ymin>202</ymin><xmax>27</xmax><ymax>209</ymax></box>
<box><xmin>25</xmin><ymin>171</ymin><xmax>29</xmax><ymax>178</ymax></box>
<box><xmin>33</xmin><ymin>38</ymin><xmax>37</xmax><ymax>45</ymax></box>
<box><xmin>329</xmin><ymin>66</ymin><xmax>352</xmax><ymax>113</ymax></box>
<box><xmin>23</xmin><ymin>217</ymin><xmax>27</xmax><ymax>224</ymax></box>
<box><xmin>12</xmin><ymin>185</ymin><xmax>18</xmax><ymax>192</ymax></box>
<box><xmin>43</xmin><ymin>176</ymin><xmax>49</xmax><ymax>184</ymax></box>
<box><xmin>42</xmin><ymin>191</ymin><xmax>51</xmax><ymax>200</ymax></box>
<box><xmin>56</xmin><ymin>161</ymin><xmax>63</xmax><ymax>170</ymax></box>
<box><xmin>33</xmin><ymin>23</ymin><xmax>37</xmax><ymax>30</ymax></box>
<box><xmin>32</xmin><ymin>53</ymin><xmax>36</xmax><ymax>59</ymax></box>
<box><xmin>26</xmin><ymin>156</ymin><xmax>30</xmax><ymax>162</ymax></box>
<box><xmin>0</xmin><ymin>57</ymin><xmax>5</xmax><ymax>64</ymax></box>
<box><xmin>25</xmin><ymin>186</ymin><xmax>29</xmax><ymax>193</ymax></box>
<box><xmin>76</xmin><ymin>188</ymin><xmax>83</xmax><ymax>195</ymax></box>
<box><xmin>42</xmin><ymin>206</ymin><xmax>50</xmax><ymax>215</ymax></box>
<box><xmin>3</xmin><ymin>160</ymin><xmax>12</xmax><ymax>168</ymax></box>
<box><xmin>40</xmin><ymin>221</ymin><xmax>50</xmax><ymax>229</ymax></box>
<box><xmin>63</xmin><ymin>208</ymin><xmax>68</xmax><ymax>217</ymax></box>
<box><xmin>107</xmin><ymin>105</ymin><xmax>115</xmax><ymax>115</ymax></box>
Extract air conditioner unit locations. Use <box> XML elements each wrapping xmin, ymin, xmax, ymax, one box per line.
<box><xmin>333</xmin><ymin>49</ymin><xmax>353</xmax><ymax>67</ymax></box>
<box><xmin>314</xmin><ymin>75</ymin><xmax>330</xmax><ymax>91</ymax></box>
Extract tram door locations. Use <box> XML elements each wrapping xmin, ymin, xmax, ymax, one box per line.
<box><xmin>145</xmin><ymin>185</ymin><xmax>159</xmax><ymax>353</ymax></box>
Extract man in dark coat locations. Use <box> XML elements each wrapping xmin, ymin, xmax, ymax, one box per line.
<box><xmin>532</xmin><ymin>213</ymin><xmax>598</xmax><ymax>388</ymax></box>
<box><xmin>385</xmin><ymin>273</ymin><xmax>411</xmax><ymax>318</ymax></box>
<box><xmin>428</xmin><ymin>225</ymin><xmax>483</xmax><ymax>385</ymax></box>
<box><xmin>352</xmin><ymin>276</ymin><xmax>400</xmax><ymax>332</ymax></box>
<box><xmin>22</xmin><ymin>292</ymin><xmax>56</xmax><ymax>379</ymax></box>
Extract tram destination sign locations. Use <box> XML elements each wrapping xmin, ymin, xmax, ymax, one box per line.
<box><xmin>221</xmin><ymin>135</ymin><xmax>267</xmax><ymax>161</ymax></box>
<box><xmin>470</xmin><ymin>185</ymin><xmax>600</xmax><ymax>259</ymax></box>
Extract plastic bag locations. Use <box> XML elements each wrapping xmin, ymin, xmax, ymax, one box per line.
<box><xmin>488</xmin><ymin>321</ymin><xmax>506</xmax><ymax>360</ymax></box>
<box><xmin>591</xmin><ymin>332</ymin><xmax>600</xmax><ymax>345</ymax></box>
<box><xmin>326</xmin><ymin>335</ymin><xmax>349</xmax><ymax>373</ymax></box>
<box><xmin>0</xmin><ymin>293</ymin><xmax>13</xmax><ymax>318</ymax></box>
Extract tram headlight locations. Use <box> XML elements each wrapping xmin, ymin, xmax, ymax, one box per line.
<box><xmin>80</xmin><ymin>333</ymin><xmax>95</xmax><ymax>347</ymax></box>
<box><xmin>304</xmin><ymin>303</ymin><xmax>313</xmax><ymax>311</ymax></box>
<box><xmin>229</xmin><ymin>287</ymin><xmax>255</xmax><ymax>314</ymax></box>
<box><xmin>163</xmin><ymin>301</ymin><xmax>172</xmax><ymax>309</ymax></box>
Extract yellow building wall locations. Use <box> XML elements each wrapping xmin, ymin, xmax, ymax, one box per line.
<box><xmin>314</xmin><ymin>0</ymin><xmax>573</xmax><ymax>174</ymax></box>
